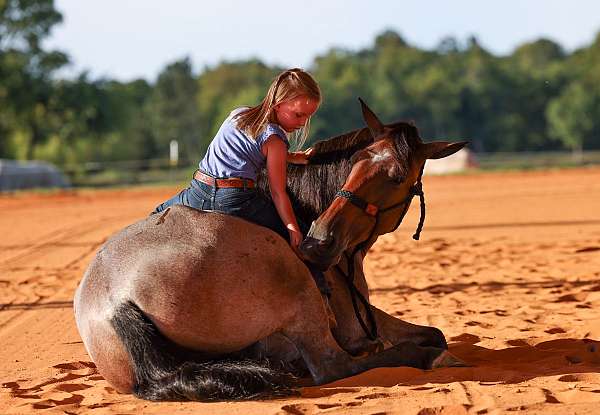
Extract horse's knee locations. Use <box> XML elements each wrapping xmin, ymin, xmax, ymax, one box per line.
<box><xmin>419</xmin><ymin>327</ymin><xmax>448</xmax><ymax>349</ymax></box>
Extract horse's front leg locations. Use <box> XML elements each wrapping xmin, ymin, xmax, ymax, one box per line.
<box><xmin>326</xmin><ymin>263</ymin><xmax>448</xmax><ymax>354</ymax></box>
<box><xmin>281</xmin><ymin>280</ymin><xmax>453</xmax><ymax>385</ymax></box>
<box><xmin>371</xmin><ymin>305</ymin><xmax>447</xmax><ymax>349</ymax></box>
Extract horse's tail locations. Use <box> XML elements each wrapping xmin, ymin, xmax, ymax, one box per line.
<box><xmin>110</xmin><ymin>301</ymin><xmax>295</xmax><ymax>401</ymax></box>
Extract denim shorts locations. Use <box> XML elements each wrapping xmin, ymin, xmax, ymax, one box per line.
<box><xmin>152</xmin><ymin>177</ymin><xmax>289</xmax><ymax>241</ymax></box>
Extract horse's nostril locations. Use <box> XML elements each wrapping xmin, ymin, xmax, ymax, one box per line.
<box><xmin>310</xmin><ymin>235</ymin><xmax>335</xmax><ymax>253</ymax></box>
<box><xmin>301</xmin><ymin>235</ymin><xmax>334</xmax><ymax>252</ymax></box>
<box><xmin>301</xmin><ymin>236</ymin><xmax>319</xmax><ymax>250</ymax></box>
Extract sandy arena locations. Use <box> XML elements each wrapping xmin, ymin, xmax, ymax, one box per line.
<box><xmin>1</xmin><ymin>167</ymin><xmax>600</xmax><ymax>414</ymax></box>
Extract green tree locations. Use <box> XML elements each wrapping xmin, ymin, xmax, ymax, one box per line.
<box><xmin>145</xmin><ymin>57</ymin><xmax>203</xmax><ymax>161</ymax></box>
<box><xmin>546</xmin><ymin>31</ymin><xmax>600</xmax><ymax>152</ymax></box>
<box><xmin>0</xmin><ymin>0</ymin><xmax>68</xmax><ymax>159</ymax></box>
<box><xmin>511</xmin><ymin>38</ymin><xmax>565</xmax><ymax>74</ymax></box>
<box><xmin>310</xmin><ymin>48</ymin><xmax>370</xmax><ymax>143</ymax></box>
<box><xmin>101</xmin><ymin>79</ymin><xmax>154</xmax><ymax>161</ymax></box>
<box><xmin>39</xmin><ymin>74</ymin><xmax>114</xmax><ymax>164</ymax></box>
<box><xmin>547</xmin><ymin>81</ymin><xmax>598</xmax><ymax>153</ymax></box>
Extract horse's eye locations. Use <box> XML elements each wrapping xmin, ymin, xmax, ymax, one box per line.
<box><xmin>389</xmin><ymin>169</ymin><xmax>406</xmax><ymax>184</ymax></box>
<box><xmin>393</xmin><ymin>175</ymin><xmax>406</xmax><ymax>184</ymax></box>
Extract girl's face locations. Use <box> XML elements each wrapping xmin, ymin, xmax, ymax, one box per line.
<box><xmin>274</xmin><ymin>95</ymin><xmax>319</xmax><ymax>132</ymax></box>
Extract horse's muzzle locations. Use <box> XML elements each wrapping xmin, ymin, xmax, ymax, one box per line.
<box><xmin>299</xmin><ymin>235</ymin><xmax>339</xmax><ymax>270</ymax></box>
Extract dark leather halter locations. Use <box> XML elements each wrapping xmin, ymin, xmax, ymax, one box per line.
<box><xmin>333</xmin><ymin>166</ymin><xmax>426</xmax><ymax>341</ymax></box>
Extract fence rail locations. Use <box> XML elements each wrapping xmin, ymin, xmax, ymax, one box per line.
<box><xmin>2</xmin><ymin>151</ymin><xmax>600</xmax><ymax>191</ymax></box>
<box><xmin>57</xmin><ymin>150</ymin><xmax>600</xmax><ymax>187</ymax></box>
<box><xmin>475</xmin><ymin>150</ymin><xmax>600</xmax><ymax>170</ymax></box>
<box><xmin>60</xmin><ymin>159</ymin><xmax>198</xmax><ymax>187</ymax></box>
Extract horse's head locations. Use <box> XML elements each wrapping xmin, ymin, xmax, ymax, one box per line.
<box><xmin>299</xmin><ymin>98</ymin><xmax>467</xmax><ymax>270</ymax></box>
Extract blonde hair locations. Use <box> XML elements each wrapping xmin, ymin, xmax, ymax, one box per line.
<box><xmin>234</xmin><ymin>68</ymin><xmax>321</xmax><ymax>150</ymax></box>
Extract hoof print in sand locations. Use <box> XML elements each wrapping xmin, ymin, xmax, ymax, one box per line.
<box><xmin>575</xmin><ymin>246</ymin><xmax>600</xmax><ymax>253</ymax></box>
<box><xmin>280</xmin><ymin>403</ymin><xmax>344</xmax><ymax>414</ymax></box>
<box><xmin>555</xmin><ymin>293</ymin><xmax>587</xmax><ymax>302</ymax></box>
<box><xmin>52</xmin><ymin>360</ymin><xmax>96</xmax><ymax>372</ymax></box>
<box><xmin>3</xmin><ymin>361</ymin><xmax>101</xmax><ymax>411</ymax></box>
<box><xmin>54</xmin><ymin>383</ymin><xmax>93</xmax><ymax>393</ymax></box>
<box><xmin>355</xmin><ymin>392</ymin><xmax>392</xmax><ymax>400</ymax></box>
<box><xmin>545</xmin><ymin>327</ymin><xmax>567</xmax><ymax>334</ymax></box>
<box><xmin>31</xmin><ymin>393</ymin><xmax>84</xmax><ymax>409</ymax></box>
<box><xmin>451</xmin><ymin>333</ymin><xmax>481</xmax><ymax>344</ymax></box>
<box><xmin>417</xmin><ymin>404</ymin><xmax>471</xmax><ymax>415</ymax></box>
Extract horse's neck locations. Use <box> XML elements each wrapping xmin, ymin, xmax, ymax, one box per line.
<box><xmin>284</xmin><ymin>127</ymin><xmax>373</xmax><ymax>224</ymax></box>
<box><xmin>288</xmin><ymin>160</ymin><xmax>352</xmax><ymax>223</ymax></box>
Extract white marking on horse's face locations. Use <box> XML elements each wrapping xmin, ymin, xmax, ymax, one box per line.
<box><xmin>371</xmin><ymin>149</ymin><xmax>392</xmax><ymax>163</ymax></box>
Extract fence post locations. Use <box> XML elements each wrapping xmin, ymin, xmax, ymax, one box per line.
<box><xmin>169</xmin><ymin>140</ymin><xmax>179</xmax><ymax>182</ymax></box>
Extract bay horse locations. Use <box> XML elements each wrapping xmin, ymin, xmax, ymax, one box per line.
<box><xmin>74</xmin><ymin>99</ymin><xmax>467</xmax><ymax>401</ymax></box>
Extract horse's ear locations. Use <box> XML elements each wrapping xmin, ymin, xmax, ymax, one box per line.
<box><xmin>358</xmin><ymin>97</ymin><xmax>384</xmax><ymax>137</ymax></box>
<box><xmin>422</xmin><ymin>141</ymin><xmax>469</xmax><ymax>159</ymax></box>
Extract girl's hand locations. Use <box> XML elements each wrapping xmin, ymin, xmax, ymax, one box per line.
<box><xmin>288</xmin><ymin>228</ymin><xmax>303</xmax><ymax>251</ymax></box>
<box><xmin>287</xmin><ymin>147</ymin><xmax>315</xmax><ymax>164</ymax></box>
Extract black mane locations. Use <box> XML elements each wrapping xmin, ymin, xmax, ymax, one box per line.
<box><xmin>256</xmin><ymin>122</ymin><xmax>422</xmax><ymax>227</ymax></box>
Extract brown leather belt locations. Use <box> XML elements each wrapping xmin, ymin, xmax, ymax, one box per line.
<box><xmin>194</xmin><ymin>170</ymin><xmax>255</xmax><ymax>189</ymax></box>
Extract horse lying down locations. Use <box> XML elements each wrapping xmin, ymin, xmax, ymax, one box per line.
<box><xmin>74</xmin><ymin>99</ymin><xmax>467</xmax><ymax>401</ymax></box>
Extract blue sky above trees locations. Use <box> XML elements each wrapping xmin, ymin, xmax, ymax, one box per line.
<box><xmin>45</xmin><ymin>0</ymin><xmax>600</xmax><ymax>81</ymax></box>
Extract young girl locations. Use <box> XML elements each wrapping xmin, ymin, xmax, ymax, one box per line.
<box><xmin>153</xmin><ymin>68</ymin><xmax>321</xmax><ymax>259</ymax></box>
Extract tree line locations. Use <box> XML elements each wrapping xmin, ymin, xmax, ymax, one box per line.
<box><xmin>2</xmin><ymin>1</ymin><xmax>600</xmax><ymax>167</ymax></box>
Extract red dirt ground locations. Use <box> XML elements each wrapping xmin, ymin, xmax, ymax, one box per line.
<box><xmin>1</xmin><ymin>167</ymin><xmax>600</xmax><ymax>414</ymax></box>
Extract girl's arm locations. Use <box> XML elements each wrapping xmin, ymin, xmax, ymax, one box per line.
<box><xmin>263</xmin><ymin>135</ymin><xmax>303</xmax><ymax>250</ymax></box>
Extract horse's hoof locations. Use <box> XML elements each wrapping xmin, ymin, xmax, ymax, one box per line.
<box><xmin>431</xmin><ymin>350</ymin><xmax>468</xmax><ymax>368</ymax></box>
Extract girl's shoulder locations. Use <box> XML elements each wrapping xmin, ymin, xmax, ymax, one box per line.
<box><xmin>228</xmin><ymin>106</ymin><xmax>250</xmax><ymax>120</ymax></box>
<box><xmin>223</xmin><ymin>107</ymin><xmax>250</xmax><ymax>133</ymax></box>
<box><xmin>227</xmin><ymin>107</ymin><xmax>289</xmax><ymax>149</ymax></box>
<box><xmin>260</xmin><ymin>123</ymin><xmax>289</xmax><ymax>149</ymax></box>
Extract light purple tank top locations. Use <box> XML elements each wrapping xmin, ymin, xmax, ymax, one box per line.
<box><xmin>199</xmin><ymin>108</ymin><xmax>289</xmax><ymax>181</ymax></box>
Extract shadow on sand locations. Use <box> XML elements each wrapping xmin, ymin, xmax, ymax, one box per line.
<box><xmin>303</xmin><ymin>338</ymin><xmax>600</xmax><ymax>397</ymax></box>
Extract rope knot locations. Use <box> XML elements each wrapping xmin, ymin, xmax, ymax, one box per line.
<box><xmin>411</xmin><ymin>181</ymin><xmax>423</xmax><ymax>196</ymax></box>
<box><xmin>412</xmin><ymin>182</ymin><xmax>426</xmax><ymax>241</ymax></box>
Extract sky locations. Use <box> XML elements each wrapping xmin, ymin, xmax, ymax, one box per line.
<box><xmin>44</xmin><ymin>0</ymin><xmax>600</xmax><ymax>82</ymax></box>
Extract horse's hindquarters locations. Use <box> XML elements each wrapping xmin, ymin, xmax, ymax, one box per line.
<box><xmin>73</xmin><ymin>206</ymin><xmax>313</xmax><ymax>392</ymax></box>
<box><xmin>74</xmin><ymin>273</ymin><xmax>135</xmax><ymax>393</ymax></box>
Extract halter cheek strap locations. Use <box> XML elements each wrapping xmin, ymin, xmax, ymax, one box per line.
<box><xmin>334</xmin><ymin>168</ymin><xmax>426</xmax><ymax>241</ymax></box>
<box><xmin>335</xmin><ymin>190</ymin><xmax>378</xmax><ymax>216</ymax></box>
